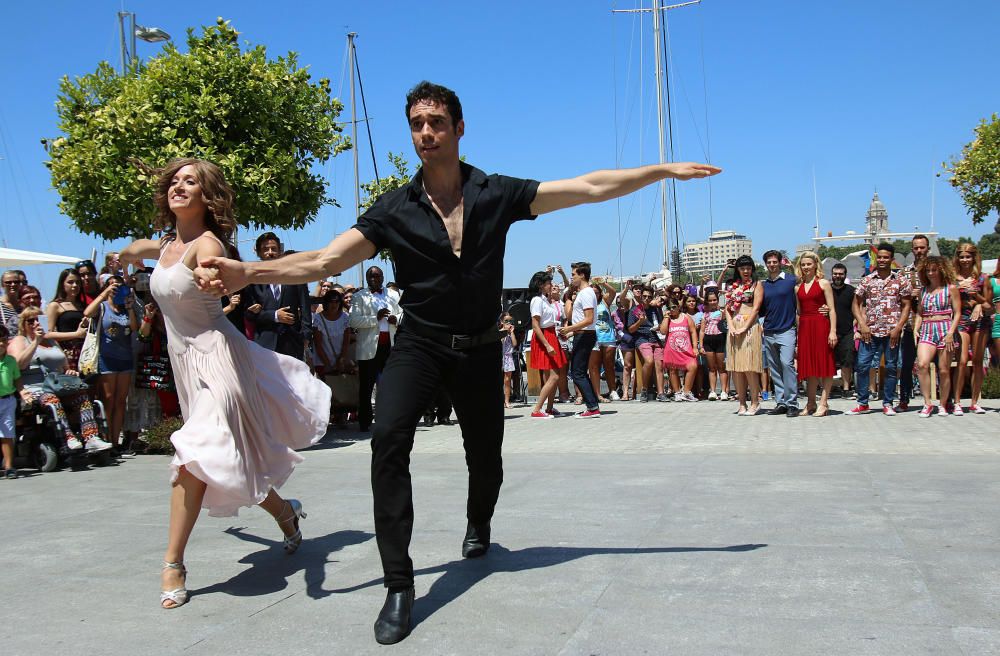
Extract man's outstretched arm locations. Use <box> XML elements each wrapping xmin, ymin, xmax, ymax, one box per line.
<box><xmin>196</xmin><ymin>228</ymin><xmax>376</xmax><ymax>297</ymax></box>
<box><xmin>529</xmin><ymin>162</ymin><xmax>721</xmax><ymax>216</ymax></box>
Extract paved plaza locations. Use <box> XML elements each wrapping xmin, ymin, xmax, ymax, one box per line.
<box><xmin>8</xmin><ymin>397</ymin><xmax>1000</xmax><ymax>655</ymax></box>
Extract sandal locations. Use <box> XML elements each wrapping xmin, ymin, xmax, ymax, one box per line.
<box><xmin>747</xmin><ymin>404</ymin><xmax>760</xmax><ymax>416</ymax></box>
<box><xmin>160</xmin><ymin>561</ymin><xmax>188</xmax><ymax>609</ymax></box>
<box><xmin>813</xmin><ymin>404</ymin><xmax>829</xmax><ymax>417</ymax></box>
<box><xmin>278</xmin><ymin>499</ymin><xmax>307</xmax><ymax>555</ymax></box>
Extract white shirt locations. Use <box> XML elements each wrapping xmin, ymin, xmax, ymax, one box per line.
<box><xmin>572</xmin><ymin>286</ymin><xmax>597</xmax><ymax>331</ymax></box>
<box><xmin>529</xmin><ymin>295</ymin><xmax>556</xmax><ymax>328</ymax></box>
<box><xmin>312</xmin><ymin>312</ymin><xmax>349</xmax><ymax>359</ymax></box>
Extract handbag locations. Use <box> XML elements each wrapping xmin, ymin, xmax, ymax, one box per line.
<box><xmin>325</xmin><ymin>373</ymin><xmax>359</xmax><ymax>409</ymax></box>
<box><xmin>78</xmin><ymin>306</ymin><xmax>102</xmax><ymax>378</ymax></box>
<box><xmin>40</xmin><ymin>365</ymin><xmax>90</xmax><ymax>397</ymax></box>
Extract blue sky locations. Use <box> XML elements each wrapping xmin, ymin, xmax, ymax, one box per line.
<box><xmin>1</xmin><ymin>0</ymin><xmax>998</xmax><ymax>294</ymax></box>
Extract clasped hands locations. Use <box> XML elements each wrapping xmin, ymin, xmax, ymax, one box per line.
<box><xmin>193</xmin><ymin>256</ymin><xmax>248</xmax><ymax>297</ymax></box>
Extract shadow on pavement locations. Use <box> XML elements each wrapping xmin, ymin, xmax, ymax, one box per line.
<box><xmin>330</xmin><ymin>542</ymin><xmax>767</xmax><ymax>630</ymax></box>
<box><xmin>189</xmin><ymin>528</ymin><xmax>374</xmax><ymax>601</ymax></box>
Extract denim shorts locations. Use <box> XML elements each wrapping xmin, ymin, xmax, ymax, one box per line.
<box><xmin>98</xmin><ymin>352</ymin><xmax>134</xmax><ymax>374</ymax></box>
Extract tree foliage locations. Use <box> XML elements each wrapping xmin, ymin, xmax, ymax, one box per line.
<box><xmin>47</xmin><ymin>18</ymin><xmax>348</xmax><ymax>240</ymax></box>
<box><xmin>946</xmin><ymin>113</ymin><xmax>1000</xmax><ymax>232</ymax></box>
<box><xmin>359</xmin><ymin>152</ymin><xmax>413</xmax><ymax>262</ymax></box>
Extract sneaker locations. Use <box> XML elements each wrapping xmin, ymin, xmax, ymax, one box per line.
<box><xmin>684</xmin><ymin>392</ymin><xmax>699</xmax><ymax>402</ymax></box>
<box><xmin>761</xmin><ymin>392</ymin><xmax>770</xmax><ymax>401</ymax></box>
<box><xmin>719</xmin><ymin>392</ymin><xmax>730</xmax><ymax>401</ymax></box>
<box><xmin>938</xmin><ymin>405</ymin><xmax>951</xmax><ymax>416</ymax></box>
<box><xmin>970</xmin><ymin>404</ymin><xmax>986</xmax><ymax>414</ymax></box>
<box><xmin>639</xmin><ymin>390</ymin><xmax>649</xmax><ymax>403</ymax></box>
<box><xmin>708</xmin><ymin>391</ymin><xmax>718</xmax><ymax>401</ymax></box>
<box><xmin>547</xmin><ymin>408</ymin><xmax>562</xmax><ymax>417</ymax></box>
<box><xmin>847</xmin><ymin>404</ymin><xmax>870</xmax><ymax>415</ymax></box>
<box><xmin>882</xmin><ymin>405</ymin><xmax>897</xmax><ymax>416</ymax></box>
<box><xmin>918</xmin><ymin>405</ymin><xmax>934</xmax><ymax>418</ymax></box>
<box><xmin>952</xmin><ymin>405</ymin><xmax>964</xmax><ymax>417</ymax></box>
<box><xmin>577</xmin><ymin>409</ymin><xmax>601</xmax><ymax>418</ymax></box>
<box><xmin>85</xmin><ymin>437</ymin><xmax>113</xmax><ymax>452</ymax></box>
<box><xmin>656</xmin><ymin>393</ymin><xmax>670</xmax><ymax>402</ymax></box>
<box><xmin>609</xmin><ymin>390</ymin><xmax>621</xmax><ymax>401</ymax></box>
<box><xmin>4</xmin><ymin>469</ymin><xmax>17</xmax><ymax>479</ymax></box>
<box><xmin>530</xmin><ymin>411</ymin><xmax>553</xmax><ymax>419</ymax></box>
<box><xmin>673</xmin><ymin>392</ymin><xmax>686</xmax><ymax>402</ymax></box>
<box><xmin>66</xmin><ymin>437</ymin><xmax>84</xmax><ymax>451</ymax></box>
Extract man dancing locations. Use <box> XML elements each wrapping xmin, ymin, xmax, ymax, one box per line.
<box><xmin>196</xmin><ymin>81</ymin><xmax>720</xmax><ymax>644</ymax></box>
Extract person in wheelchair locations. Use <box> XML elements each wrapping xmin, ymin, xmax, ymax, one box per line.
<box><xmin>7</xmin><ymin>308</ymin><xmax>112</xmax><ymax>453</ymax></box>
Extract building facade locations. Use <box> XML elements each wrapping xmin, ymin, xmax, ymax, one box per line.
<box><xmin>681</xmin><ymin>230</ymin><xmax>753</xmax><ymax>278</ymax></box>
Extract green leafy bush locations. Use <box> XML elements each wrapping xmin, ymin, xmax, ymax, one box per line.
<box><xmin>982</xmin><ymin>367</ymin><xmax>1000</xmax><ymax>399</ymax></box>
<box><xmin>142</xmin><ymin>416</ymin><xmax>183</xmax><ymax>455</ymax></box>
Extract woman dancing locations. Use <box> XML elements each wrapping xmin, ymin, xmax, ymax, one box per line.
<box><xmin>120</xmin><ymin>158</ymin><xmax>331</xmax><ymax>609</ymax></box>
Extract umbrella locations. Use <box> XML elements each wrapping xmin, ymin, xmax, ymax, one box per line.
<box><xmin>0</xmin><ymin>247</ymin><xmax>82</xmax><ymax>268</ymax></box>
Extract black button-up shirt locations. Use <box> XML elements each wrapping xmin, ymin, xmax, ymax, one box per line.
<box><xmin>353</xmin><ymin>161</ymin><xmax>539</xmax><ymax>335</ymax></box>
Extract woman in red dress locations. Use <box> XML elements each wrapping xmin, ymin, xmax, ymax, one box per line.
<box><xmin>795</xmin><ymin>252</ymin><xmax>837</xmax><ymax>416</ymax></box>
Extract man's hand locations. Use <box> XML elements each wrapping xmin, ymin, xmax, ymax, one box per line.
<box><xmin>387</xmin><ymin>314</ymin><xmax>398</xmax><ymax>325</ymax></box>
<box><xmin>195</xmin><ymin>257</ymin><xmax>249</xmax><ymax>297</ymax></box>
<box><xmin>665</xmin><ymin>162</ymin><xmax>723</xmax><ymax>180</ymax></box>
<box><xmin>377</xmin><ymin>308</ymin><xmax>390</xmax><ymax>321</ymax></box>
<box><xmin>246</xmin><ymin>303</ymin><xmax>262</xmax><ymax>314</ymax></box>
<box><xmin>889</xmin><ymin>326</ymin><xmax>901</xmax><ymax>349</ymax></box>
<box><xmin>276</xmin><ymin>307</ymin><xmax>295</xmax><ymax>325</ymax></box>
<box><xmin>858</xmin><ymin>324</ymin><xmax>871</xmax><ymax>344</ymax></box>
<box><xmin>19</xmin><ymin>389</ymin><xmax>33</xmax><ymax>405</ymax></box>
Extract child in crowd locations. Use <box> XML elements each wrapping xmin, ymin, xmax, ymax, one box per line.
<box><xmin>660</xmin><ymin>302</ymin><xmax>699</xmax><ymax>401</ymax></box>
<box><xmin>0</xmin><ymin>326</ymin><xmax>31</xmax><ymax>479</ymax></box>
<box><xmin>500</xmin><ymin>313</ymin><xmax>518</xmax><ymax>408</ymax></box>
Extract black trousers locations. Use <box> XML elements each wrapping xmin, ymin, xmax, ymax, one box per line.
<box><xmin>569</xmin><ymin>330</ymin><xmax>599</xmax><ymax>410</ymax></box>
<box><xmin>900</xmin><ymin>328</ymin><xmax>916</xmax><ymax>404</ymax></box>
<box><xmin>357</xmin><ymin>338</ymin><xmax>391</xmax><ymax>429</ymax></box>
<box><xmin>371</xmin><ymin>329</ymin><xmax>504</xmax><ymax>589</ymax></box>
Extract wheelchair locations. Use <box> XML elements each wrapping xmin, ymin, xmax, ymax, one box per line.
<box><xmin>14</xmin><ymin>388</ymin><xmax>111</xmax><ymax>472</ymax></box>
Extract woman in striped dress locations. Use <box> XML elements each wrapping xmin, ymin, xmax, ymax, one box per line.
<box><xmin>913</xmin><ymin>256</ymin><xmax>961</xmax><ymax>418</ymax></box>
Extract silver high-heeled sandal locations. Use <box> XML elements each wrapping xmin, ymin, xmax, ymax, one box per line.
<box><xmin>160</xmin><ymin>561</ymin><xmax>188</xmax><ymax>609</ymax></box>
<box><xmin>279</xmin><ymin>499</ymin><xmax>307</xmax><ymax>554</ymax></box>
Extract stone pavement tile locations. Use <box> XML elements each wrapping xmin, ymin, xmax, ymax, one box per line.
<box><xmin>557</xmin><ymin>611</ymin><xmax>964</xmax><ymax>656</ymax></box>
<box><xmin>952</xmin><ymin>627</ymin><xmax>1000</xmax><ymax>656</ymax></box>
<box><xmin>907</xmin><ymin>546</ymin><xmax>1000</xmax><ymax>630</ymax></box>
<box><xmin>594</xmin><ymin>545</ymin><xmax>944</xmax><ymax>626</ymax></box>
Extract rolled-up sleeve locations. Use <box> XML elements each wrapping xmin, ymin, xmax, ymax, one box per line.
<box><xmin>496</xmin><ymin>175</ymin><xmax>540</xmax><ymax>224</ymax></box>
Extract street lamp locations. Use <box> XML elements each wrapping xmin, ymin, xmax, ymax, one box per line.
<box><xmin>118</xmin><ymin>11</ymin><xmax>171</xmax><ymax>75</ymax></box>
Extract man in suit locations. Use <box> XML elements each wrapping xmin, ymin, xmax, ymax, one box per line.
<box><xmin>245</xmin><ymin>232</ymin><xmax>312</xmax><ymax>360</ymax></box>
<box><xmin>349</xmin><ymin>265</ymin><xmax>401</xmax><ymax>432</ymax></box>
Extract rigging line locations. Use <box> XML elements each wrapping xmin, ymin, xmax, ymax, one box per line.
<box><xmin>698</xmin><ymin>2</ymin><xmax>714</xmax><ymax>234</ymax></box>
<box><xmin>353</xmin><ymin>43</ymin><xmax>380</xmax><ymax>184</ymax></box>
<box><xmin>612</xmin><ymin>2</ymin><xmax>621</xmax><ymax>279</ymax></box>
<box><xmin>638</xmin><ymin>185</ymin><xmax>661</xmax><ymax>275</ymax></box>
<box><xmin>336</xmin><ymin>36</ymin><xmax>350</xmax><ymax>106</ymax></box>
<box><xmin>662</xmin><ymin>8</ymin><xmax>681</xmax><ymax>260</ymax></box>
<box><xmin>614</xmin><ymin>14</ymin><xmax>641</xmax><ymax>166</ymax></box>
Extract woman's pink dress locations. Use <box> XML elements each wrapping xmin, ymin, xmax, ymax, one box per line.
<box><xmin>150</xmin><ymin>241</ymin><xmax>331</xmax><ymax>517</ymax></box>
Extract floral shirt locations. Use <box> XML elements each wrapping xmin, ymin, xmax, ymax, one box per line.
<box><xmin>854</xmin><ymin>270</ymin><xmax>913</xmax><ymax>337</ymax></box>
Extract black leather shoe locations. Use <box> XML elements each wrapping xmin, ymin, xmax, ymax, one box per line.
<box><xmin>462</xmin><ymin>521</ymin><xmax>491</xmax><ymax>558</ymax></box>
<box><xmin>437</xmin><ymin>417</ymin><xmax>453</xmax><ymax>426</ymax></box>
<box><xmin>423</xmin><ymin>415</ymin><xmax>435</xmax><ymax>428</ymax></box>
<box><xmin>374</xmin><ymin>587</ymin><xmax>415</xmax><ymax>645</ymax></box>
<box><xmin>768</xmin><ymin>405</ymin><xmax>788</xmax><ymax>415</ymax></box>
<box><xmin>786</xmin><ymin>407</ymin><xmax>800</xmax><ymax>418</ymax></box>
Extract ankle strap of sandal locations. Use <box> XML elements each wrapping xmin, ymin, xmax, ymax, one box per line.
<box><xmin>163</xmin><ymin>561</ymin><xmax>185</xmax><ymax>571</ymax></box>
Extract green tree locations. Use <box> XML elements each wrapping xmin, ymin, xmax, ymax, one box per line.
<box><xmin>977</xmin><ymin>232</ymin><xmax>1000</xmax><ymax>260</ymax></box>
<box><xmin>47</xmin><ymin>18</ymin><xmax>348</xmax><ymax>240</ymax></box>
<box><xmin>936</xmin><ymin>236</ymin><xmax>975</xmax><ymax>259</ymax></box>
<box><xmin>359</xmin><ymin>152</ymin><xmax>413</xmax><ymax>261</ymax></box>
<box><xmin>946</xmin><ymin>113</ymin><xmax>1000</xmax><ymax>233</ymax></box>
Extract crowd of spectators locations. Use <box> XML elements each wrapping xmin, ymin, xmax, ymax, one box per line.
<box><xmin>2</xmin><ymin>232</ymin><xmax>996</xmax><ymax>478</ymax></box>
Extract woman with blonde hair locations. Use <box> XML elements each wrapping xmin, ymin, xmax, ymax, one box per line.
<box><xmin>794</xmin><ymin>252</ymin><xmax>837</xmax><ymax>416</ymax></box>
<box><xmin>952</xmin><ymin>243</ymin><xmax>991</xmax><ymax>414</ymax></box>
<box><xmin>120</xmin><ymin>158</ymin><xmax>330</xmax><ymax>609</ymax></box>
<box><xmin>913</xmin><ymin>256</ymin><xmax>961</xmax><ymax>417</ymax></box>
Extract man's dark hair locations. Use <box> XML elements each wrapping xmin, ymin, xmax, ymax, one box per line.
<box><xmin>763</xmin><ymin>249</ymin><xmax>783</xmax><ymax>263</ymax></box>
<box><xmin>571</xmin><ymin>261</ymin><xmax>592</xmax><ymax>281</ymax></box>
<box><xmin>405</xmin><ymin>81</ymin><xmax>463</xmax><ymax>128</ymax></box>
<box><xmin>911</xmin><ymin>234</ymin><xmax>929</xmax><ymax>246</ymax></box>
<box><xmin>255</xmin><ymin>231</ymin><xmax>282</xmax><ymax>254</ymax></box>
<box><xmin>528</xmin><ymin>271</ymin><xmax>553</xmax><ymax>298</ymax></box>
<box><xmin>877</xmin><ymin>242</ymin><xmax>895</xmax><ymax>255</ymax></box>
<box><xmin>831</xmin><ymin>262</ymin><xmax>848</xmax><ymax>273</ymax></box>
<box><xmin>366</xmin><ymin>265</ymin><xmax>383</xmax><ymax>277</ymax></box>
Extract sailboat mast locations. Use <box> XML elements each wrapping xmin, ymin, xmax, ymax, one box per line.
<box><xmin>348</xmin><ymin>32</ymin><xmax>363</xmax><ymax>286</ymax></box>
<box><xmin>651</xmin><ymin>0</ymin><xmax>670</xmax><ymax>273</ymax></box>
